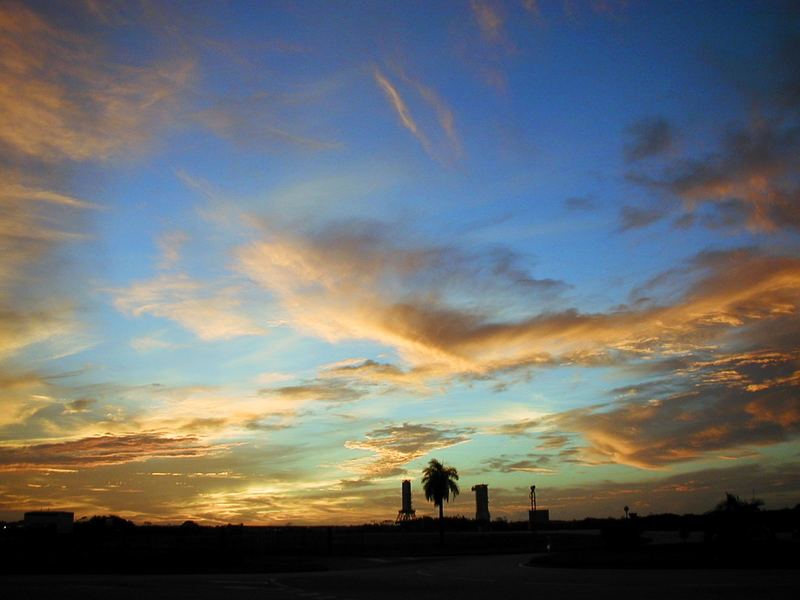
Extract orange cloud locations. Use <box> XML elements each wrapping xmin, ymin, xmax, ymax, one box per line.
<box><xmin>0</xmin><ymin>2</ymin><xmax>192</xmax><ymax>162</ymax></box>
<box><xmin>239</xmin><ymin>224</ymin><xmax>800</xmax><ymax>381</ymax></box>
<box><xmin>112</xmin><ymin>273</ymin><xmax>267</xmax><ymax>341</ymax></box>
<box><xmin>343</xmin><ymin>423</ymin><xmax>473</xmax><ymax>480</ymax></box>
<box><xmin>0</xmin><ymin>433</ymin><xmax>226</xmax><ymax>472</ymax></box>
<box><xmin>627</xmin><ymin>38</ymin><xmax>800</xmax><ymax>232</ymax></box>
<box><xmin>551</xmin><ymin>348</ymin><xmax>800</xmax><ymax>468</ymax></box>
<box><xmin>0</xmin><ymin>1</ymin><xmax>190</xmax><ymax>376</ymax></box>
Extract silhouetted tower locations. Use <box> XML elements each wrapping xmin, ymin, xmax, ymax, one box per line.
<box><xmin>396</xmin><ymin>479</ymin><xmax>416</xmax><ymax>523</ymax></box>
<box><xmin>529</xmin><ymin>484</ymin><xmax>549</xmax><ymax>529</ymax></box>
<box><xmin>471</xmin><ymin>484</ymin><xmax>490</xmax><ymax>522</ymax></box>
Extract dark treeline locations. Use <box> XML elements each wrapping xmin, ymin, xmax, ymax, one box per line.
<box><xmin>1</xmin><ymin>499</ymin><xmax>798</xmax><ymax>574</ymax></box>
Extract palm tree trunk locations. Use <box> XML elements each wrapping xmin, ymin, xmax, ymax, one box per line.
<box><xmin>438</xmin><ymin>503</ymin><xmax>444</xmax><ymax>545</ymax></box>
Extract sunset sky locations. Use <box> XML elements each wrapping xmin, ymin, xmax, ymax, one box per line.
<box><xmin>1</xmin><ymin>0</ymin><xmax>799</xmax><ymax>525</ymax></box>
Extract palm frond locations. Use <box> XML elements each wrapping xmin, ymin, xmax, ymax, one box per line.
<box><xmin>421</xmin><ymin>458</ymin><xmax>459</xmax><ymax>507</ymax></box>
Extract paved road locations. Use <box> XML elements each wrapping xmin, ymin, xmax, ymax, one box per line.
<box><xmin>3</xmin><ymin>554</ymin><xmax>798</xmax><ymax>600</ymax></box>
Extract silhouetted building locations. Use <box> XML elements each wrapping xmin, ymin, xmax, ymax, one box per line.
<box><xmin>396</xmin><ymin>479</ymin><xmax>416</xmax><ymax>522</ymax></box>
<box><xmin>471</xmin><ymin>484</ymin><xmax>490</xmax><ymax>522</ymax></box>
<box><xmin>529</xmin><ymin>509</ymin><xmax>549</xmax><ymax>525</ymax></box>
<box><xmin>24</xmin><ymin>511</ymin><xmax>73</xmax><ymax>533</ymax></box>
<box><xmin>528</xmin><ymin>484</ymin><xmax>548</xmax><ymax>528</ymax></box>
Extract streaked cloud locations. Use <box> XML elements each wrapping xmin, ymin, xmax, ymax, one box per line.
<box><xmin>624</xmin><ymin>117</ymin><xmax>675</xmax><ymax>162</ymax></box>
<box><xmin>493</xmin><ymin>418</ymin><xmax>540</xmax><ymax>436</ymax></box>
<box><xmin>130</xmin><ymin>332</ymin><xmax>179</xmax><ymax>352</ymax></box>
<box><xmin>627</xmin><ymin>36</ymin><xmax>800</xmax><ymax>231</ymax></box>
<box><xmin>374</xmin><ymin>69</ymin><xmax>433</xmax><ymax>156</ymax></box>
<box><xmin>156</xmin><ymin>230</ymin><xmax>189</xmax><ymax>271</ymax></box>
<box><xmin>112</xmin><ymin>274</ymin><xmax>267</xmax><ymax>341</ymax></box>
<box><xmin>618</xmin><ymin>205</ymin><xmax>665</xmax><ymax>231</ymax></box>
<box><xmin>551</xmin><ymin>347</ymin><xmax>800</xmax><ymax>468</ymax></box>
<box><xmin>470</xmin><ymin>1</ymin><xmax>506</xmax><ymax>45</ymax></box>
<box><xmin>195</xmin><ymin>92</ymin><xmax>340</xmax><ymax>152</ymax></box>
<box><xmin>0</xmin><ymin>0</ymin><xmax>191</xmax><ymax>417</ymax></box>
<box><xmin>321</xmin><ymin>359</ymin><xmax>432</xmax><ymax>391</ymax></box>
<box><xmin>481</xmin><ymin>454</ymin><xmax>556</xmax><ymax>474</ymax></box>
<box><xmin>239</xmin><ymin>223</ymin><xmax>800</xmax><ymax>383</ymax></box>
<box><xmin>633</xmin><ymin>122</ymin><xmax>800</xmax><ymax>231</ymax></box>
<box><xmin>0</xmin><ymin>2</ymin><xmax>192</xmax><ymax>162</ymax></box>
<box><xmin>262</xmin><ymin>381</ymin><xmax>367</xmax><ymax>404</ymax></box>
<box><xmin>0</xmin><ymin>433</ymin><xmax>226</xmax><ymax>472</ymax></box>
<box><xmin>343</xmin><ymin>423</ymin><xmax>473</xmax><ymax>480</ymax></box>
<box><xmin>373</xmin><ymin>65</ymin><xmax>463</xmax><ymax>163</ymax></box>
<box><xmin>0</xmin><ymin>174</ymin><xmax>92</xmax><ymax>360</ymax></box>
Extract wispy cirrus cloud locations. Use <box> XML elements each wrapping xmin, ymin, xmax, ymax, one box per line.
<box><xmin>374</xmin><ymin>69</ymin><xmax>432</xmax><ymax>155</ymax></box>
<box><xmin>0</xmin><ymin>0</ymin><xmax>192</xmax><ymax>374</ymax></box>
<box><xmin>0</xmin><ymin>2</ymin><xmax>192</xmax><ymax>162</ymax></box>
<box><xmin>155</xmin><ymin>230</ymin><xmax>189</xmax><ymax>271</ymax></box>
<box><xmin>0</xmin><ymin>173</ymin><xmax>95</xmax><ymax>360</ymax></box>
<box><xmin>373</xmin><ymin>67</ymin><xmax>462</xmax><ymax>163</ymax></box>
<box><xmin>196</xmin><ymin>92</ymin><xmax>340</xmax><ymax>152</ymax></box>
<box><xmin>112</xmin><ymin>273</ymin><xmax>267</xmax><ymax>341</ymax></box>
<box><xmin>470</xmin><ymin>0</ymin><xmax>507</xmax><ymax>46</ymax></box>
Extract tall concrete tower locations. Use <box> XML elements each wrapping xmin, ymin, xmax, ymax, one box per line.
<box><xmin>471</xmin><ymin>484</ymin><xmax>490</xmax><ymax>522</ymax></box>
<box><xmin>396</xmin><ymin>479</ymin><xmax>416</xmax><ymax>522</ymax></box>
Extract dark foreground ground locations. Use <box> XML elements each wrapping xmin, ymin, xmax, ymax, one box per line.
<box><xmin>3</xmin><ymin>552</ymin><xmax>799</xmax><ymax>600</ymax></box>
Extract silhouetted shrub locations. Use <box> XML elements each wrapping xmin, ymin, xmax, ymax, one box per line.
<box><xmin>705</xmin><ymin>493</ymin><xmax>766</xmax><ymax>543</ymax></box>
<box><xmin>75</xmin><ymin>515</ymin><xmax>136</xmax><ymax>534</ymax></box>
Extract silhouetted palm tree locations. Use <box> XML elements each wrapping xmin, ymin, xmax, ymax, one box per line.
<box><xmin>422</xmin><ymin>458</ymin><xmax>459</xmax><ymax>543</ymax></box>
